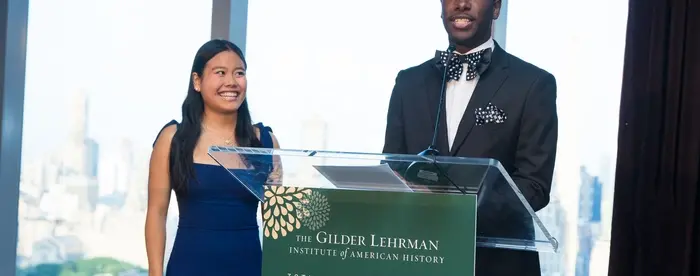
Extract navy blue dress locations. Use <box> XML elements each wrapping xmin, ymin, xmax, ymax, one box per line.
<box><xmin>158</xmin><ymin>121</ymin><xmax>273</xmax><ymax>276</ymax></box>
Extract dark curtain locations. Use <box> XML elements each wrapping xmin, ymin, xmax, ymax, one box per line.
<box><xmin>609</xmin><ymin>0</ymin><xmax>700</xmax><ymax>275</ymax></box>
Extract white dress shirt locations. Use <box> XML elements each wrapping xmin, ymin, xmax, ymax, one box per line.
<box><xmin>445</xmin><ymin>38</ymin><xmax>495</xmax><ymax>150</ymax></box>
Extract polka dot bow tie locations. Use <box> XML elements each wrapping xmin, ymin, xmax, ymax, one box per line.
<box><xmin>435</xmin><ymin>48</ymin><xmax>493</xmax><ymax>81</ymax></box>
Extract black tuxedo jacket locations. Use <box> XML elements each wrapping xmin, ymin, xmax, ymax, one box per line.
<box><xmin>382</xmin><ymin>44</ymin><xmax>558</xmax><ymax>276</ymax></box>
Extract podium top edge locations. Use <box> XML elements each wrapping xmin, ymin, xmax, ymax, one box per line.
<box><xmin>208</xmin><ymin>146</ymin><xmax>506</xmax><ymax>167</ymax></box>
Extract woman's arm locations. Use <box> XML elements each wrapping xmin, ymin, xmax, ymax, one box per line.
<box><xmin>145</xmin><ymin>125</ymin><xmax>176</xmax><ymax>276</ymax></box>
<box><xmin>268</xmin><ymin>133</ymin><xmax>283</xmax><ymax>185</ymax></box>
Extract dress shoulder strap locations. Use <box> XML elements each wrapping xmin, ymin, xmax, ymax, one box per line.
<box><xmin>153</xmin><ymin>120</ymin><xmax>179</xmax><ymax>148</ymax></box>
<box><xmin>254</xmin><ymin>122</ymin><xmax>274</xmax><ymax>148</ymax></box>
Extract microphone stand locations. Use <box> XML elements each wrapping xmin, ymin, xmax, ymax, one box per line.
<box><xmin>419</xmin><ymin>44</ymin><xmax>455</xmax><ymax>157</ymax></box>
<box><xmin>404</xmin><ymin>45</ymin><xmax>467</xmax><ymax>195</ymax></box>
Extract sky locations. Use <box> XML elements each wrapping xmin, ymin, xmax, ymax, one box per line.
<box><xmin>22</xmin><ymin>0</ymin><xmax>212</xmax><ymax>160</ymax></box>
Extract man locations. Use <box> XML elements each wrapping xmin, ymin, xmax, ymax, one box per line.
<box><xmin>382</xmin><ymin>0</ymin><xmax>558</xmax><ymax>275</ymax></box>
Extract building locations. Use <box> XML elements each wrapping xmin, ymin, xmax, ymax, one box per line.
<box><xmin>575</xmin><ymin>166</ymin><xmax>603</xmax><ymax>276</ymax></box>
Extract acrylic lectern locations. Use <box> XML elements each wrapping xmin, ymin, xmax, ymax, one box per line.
<box><xmin>208</xmin><ymin>146</ymin><xmax>558</xmax><ymax>276</ymax></box>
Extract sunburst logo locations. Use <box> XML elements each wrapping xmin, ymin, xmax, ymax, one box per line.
<box><xmin>262</xmin><ymin>186</ymin><xmax>331</xmax><ymax>239</ymax></box>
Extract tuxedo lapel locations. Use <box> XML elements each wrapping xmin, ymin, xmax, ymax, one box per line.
<box><xmin>425</xmin><ymin>63</ymin><xmax>451</xmax><ymax>155</ymax></box>
<box><xmin>449</xmin><ymin>44</ymin><xmax>510</xmax><ymax>156</ymax></box>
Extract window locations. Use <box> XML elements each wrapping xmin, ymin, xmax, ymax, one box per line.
<box><xmin>245</xmin><ymin>0</ymin><xmax>446</xmax><ymax>153</ymax></box>
<box><xmin>506</xmin><ymin>0</ymin><xmax>628</xmax><ymax>275</ymax></box>
<box><xmin>17</xmin><ymin>0</ymin><xmax>212</xmax><ymax>273</ymax></box>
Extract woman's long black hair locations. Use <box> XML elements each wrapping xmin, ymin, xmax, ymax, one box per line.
<box><xmin>169</xmin><ymin>39</ymin><xmax>262</xmax><ymax>194</ymax></box>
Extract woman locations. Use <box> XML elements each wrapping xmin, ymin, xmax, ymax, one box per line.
<box><xmin>145</xmin><ymin>39</ymin><xmax>279</xmax><ymax>276</ymax></box>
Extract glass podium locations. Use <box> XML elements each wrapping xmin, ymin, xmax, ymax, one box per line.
<box><xmin>208</xmin><ymin>146</ymin><xmax>558</xmax><ymax>253</ymax></box>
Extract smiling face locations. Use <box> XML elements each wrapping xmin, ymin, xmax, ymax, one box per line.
<box><xmin>441</xmin><ymin>0</ymin><xmax>501</xmax><ymax>52</ymax></box>
<box><xmin>192</xmin><ymin>50</ymin><xmax>247</xmax><ymax>114</ymax></box>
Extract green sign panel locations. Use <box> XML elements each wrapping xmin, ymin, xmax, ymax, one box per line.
<box><xmin>261</xmin><ymin>186</ymin><xmax>477</xmax><ymax>276</ymax></box>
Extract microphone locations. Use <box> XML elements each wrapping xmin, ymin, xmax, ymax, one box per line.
<box><xmin>403</xmin><ymin>44</ymin><xmax>466</xmax><ymax>194</ymax></box>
